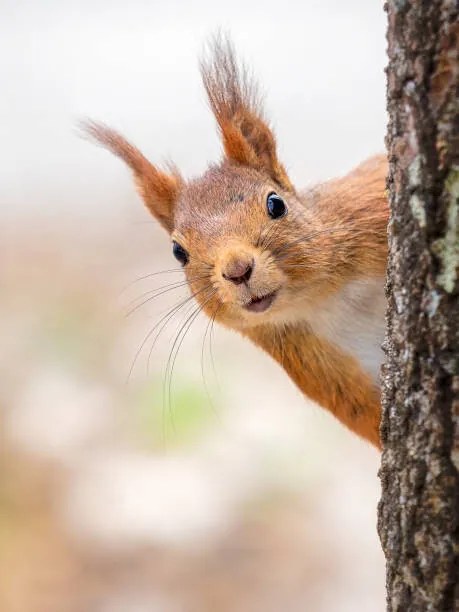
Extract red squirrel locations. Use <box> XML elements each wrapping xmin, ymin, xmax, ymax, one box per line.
<box><xmin>85</xmin><ymin>36</ymin><xmax>388</xmax><ymax>448</ymax></box>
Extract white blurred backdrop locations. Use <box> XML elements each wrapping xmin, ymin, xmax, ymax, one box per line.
<box><xmin>1</xmin><ymin>2</ymin><xmax>387</xmax><ymax>611</ymax></box>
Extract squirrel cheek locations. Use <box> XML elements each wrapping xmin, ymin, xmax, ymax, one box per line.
<box><xmin>255</xmin><ymin>259</ymin><xmax>285</xmax><ymax>288</ymax></box>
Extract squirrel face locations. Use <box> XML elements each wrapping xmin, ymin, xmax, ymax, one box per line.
<box><xmin>170</xmin><ymin>162</ymin><xmax>321</xmax><ymax>330</ymax></box>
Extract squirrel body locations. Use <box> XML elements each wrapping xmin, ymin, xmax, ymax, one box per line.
<box><xmin>86</xmin><ymin>37</ymin><xmax>388</xmax><ymax>448</ymax></box>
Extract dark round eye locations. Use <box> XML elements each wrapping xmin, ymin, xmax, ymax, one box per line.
<box><xmin>266</xmin><ymin>192</ymin><xmax>287</xmax><ymax>219</ymax></box>
<box><xmin>172</xmin><ymin>240</ymin><xmax>189</xmax><ymax>266</ymax></box>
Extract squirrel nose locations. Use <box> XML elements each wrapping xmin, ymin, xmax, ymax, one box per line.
<box><xmin>222</xmin><ymin>258</ymin><xmax>253</xmax><ymax>285</ymax></box>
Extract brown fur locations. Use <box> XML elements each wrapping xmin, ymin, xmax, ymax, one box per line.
<box><xmin>84</xmin><ymin>35</ymin><xmax>388</xmax><ymax>448</ymax></box>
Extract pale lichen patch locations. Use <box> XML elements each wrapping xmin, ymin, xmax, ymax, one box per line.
<box><xmin>410</xmin><ymin>194</ymin><xmax>427</xmax><ymax>227</ymax></box>
<box><xmin>408</xmin><ymin>156</ymin><xmax>426</xmax><ymax>228</ymax></box>
<box><xmin>408</xmin><ymin>155</ymin><xmax>422</xmax><ymax>188</ymax></box>
<box><xmin>426</xmin><ymin>290</ymin><xmax>441</xmax><ymax>318</ymax></box>
<box><xmin>432</xmin><ymin>168</ymin><xmax>459</xmax><ymax>293</ymax></box>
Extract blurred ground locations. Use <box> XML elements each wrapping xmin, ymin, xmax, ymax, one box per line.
<box><xmin>1</xmin><ymin>217</ymin><xmax>384</xmax><ymax>612</ymax></box>
<box><xmin>1</xmin><ymin>2</ymin><xmax>386</xmax><ymax>610</ymax></box>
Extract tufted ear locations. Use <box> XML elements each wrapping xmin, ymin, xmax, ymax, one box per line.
<box><xmin>200</xmin><ymin>35</ymin><xmax>294</xmax><ymax>192</ymax></box>
<box><xmin>83</xmin><ymin>121</ymin><xmax>182</xmax><ymax>232</ymax></box>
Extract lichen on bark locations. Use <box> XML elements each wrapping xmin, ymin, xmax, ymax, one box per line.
<box><xmin>378</xmin><ymin>1</ymin><xmax>459</xmax><ymax>611</ymax></box>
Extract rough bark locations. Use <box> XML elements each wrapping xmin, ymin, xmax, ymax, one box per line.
<box><xmin>378</xmin><ymin>1</ymin><xmax>459</xmax><ymax>610</ymax></box>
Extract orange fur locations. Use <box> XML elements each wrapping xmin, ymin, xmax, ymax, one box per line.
<box><xmin>248</xmin><ymin>325</ymin><xmax>382</xmax><ymax>447</ymax></box>
<box><xmin>83</xmin><ymin>120</ymin><xmax>183</xmax><ymax>231</ymax></box>
<box><xmin>85</xmin><ymin>35</ymin><xmax>388</xmax><ymax>448</ymax></box>
<box><xmin>200</xmin><ymin>37</ymin><xmax>294</xmax><ymax>191</ymax></box>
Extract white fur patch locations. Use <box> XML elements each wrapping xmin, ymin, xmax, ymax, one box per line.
<box><xmin>308</xmin><ymin>277</ymin><xmax>386</xmax><ymax>384</ymax></box>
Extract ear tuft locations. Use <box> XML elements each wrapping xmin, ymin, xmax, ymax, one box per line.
<box><xmin>200</xmin><ymin>34</ymin><xmax>293</xmax><ymax>191</ymax></box>
<box><xmin>81</xmin><ymin>120</ymin><xmax>182</xmax><ymax>232</ymax></box>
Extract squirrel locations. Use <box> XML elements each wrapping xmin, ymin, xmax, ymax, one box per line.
<box><xmin>85</xmin><ymin>36</ymin><xmax>388</xmax><ymax>448</ymax></box>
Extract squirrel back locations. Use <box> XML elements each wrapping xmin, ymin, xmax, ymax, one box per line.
<box><xmin>84</xmin><ymin>35</ymin><xmax>388</xmax><ymax>448</ymax></box>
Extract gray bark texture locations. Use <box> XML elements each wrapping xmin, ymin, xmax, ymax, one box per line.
<box><xmin>378</xmin><ymin>0</ymin><xmax>459</xmax><ymax>610</ymax></box>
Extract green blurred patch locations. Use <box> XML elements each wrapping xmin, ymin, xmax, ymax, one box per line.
<box><xmin>38</xmin><ymin>295</ymin><xmax>113</xmax><ymax>373</ymax></box>
<box><xmin>135</xmin><ymin>377</ymin><xmax>219</xmax><ymax>449</ymax></box>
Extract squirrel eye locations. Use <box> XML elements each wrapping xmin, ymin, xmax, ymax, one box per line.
<box><xmin>266</xmin><ymin>192</ymin><xmax>287</xmax><ymax>219</ymax></box>
<box><xmin>172</xmin><ymin>240</ymin><xmax>189</xmax><ymax>266</ymax></box>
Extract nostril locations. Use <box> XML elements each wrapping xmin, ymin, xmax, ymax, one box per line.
<box><xmin>222</xmin><ymin>260</ymin><xmax>253</xmax><ymax>285</ymax></box>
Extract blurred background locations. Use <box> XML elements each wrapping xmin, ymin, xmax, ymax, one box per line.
<box><xmin>1</xmin><ymin>1</ymin><xmax>387</xmax><ymax>610</ymax></box>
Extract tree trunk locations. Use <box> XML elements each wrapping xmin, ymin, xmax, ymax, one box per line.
<box><xmin>378</xmin><ymin>1</ymin><xmax>459</xmax><ymax>610</ymax></box>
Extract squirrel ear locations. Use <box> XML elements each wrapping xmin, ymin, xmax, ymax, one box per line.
<box><xmin>82</xmin><ymin>121</ymin><xmax>182</xmax><ymax>232</ymax></box>
<box><xmin>201</xmin><ymin>35</ymin><xmax>294</xmax><ymax>192</ymax></box>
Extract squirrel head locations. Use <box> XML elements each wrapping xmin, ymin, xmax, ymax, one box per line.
<box><xmin>84</xmin><ymin>35</ymin><xmax>325</xmax><ymax>330</ymax></box>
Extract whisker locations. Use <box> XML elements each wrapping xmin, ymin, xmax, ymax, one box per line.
<box><xmin>125</xmin><ymin>282</ymin><xmax>190</xmax><ymax>319</ymax></box>
<box><xmin>124</xmin><ymin>273</ymin><xmax>212</xmax><ymax>312</ymax></box>
<box><xmin>146</xmin><ymin>284</ymin><xmax>212</xmax><ymax>376</ymax></box>
<box><xmin>127</xmin><ymin>296</ymin><xmax>191</xmax><ymax>383</ymax></box>
<box><xmin>147</xmin><ymin>299</ymin><xmax>198</xmax><ymax>377</ymax></box>
<box><xmin>124</xmin><ymin>274</ymin><xmax>212</xmax><ymax>318</ymax></box>
<box><xmin>164</xmin><ymin>289</ymin><xmax>216</xmax><ymax>403</ymax></box>
<box><xmin>255</xmin><ymin>219</ymin><xmax>272</xmax><ymax>249</ymax></box>
<box><xmin>209</xmin><ymin>303</ymin><xmax>222</xmax><ymax>392</ymax></box>
<box><xmin>120</xmin><ymin>268</ymin><xmax>184</xmax><ymax>294</ymax></box>
<box><xmin>272</xmin><ymin>227</ymin><xmax>343</xmax><ymax>259</ymax></box>
<box><xmin>280</xmin><ymin>263</ymin><xmax>316</xmax><ymax>271</ymax></box>
<box><xmin>258</xmin><ymin>210</ymin><xmax>310</xmax><ymax>255</ymax></box>
<box><xmin>258</xmin><ymin>221</ymin><xmax>282</xmax><ymax>253</ymax></box>
<box><xmin>125</xmin><ymin>281</ymin><xmax>189</xmax><ymax>311</ymax></box>
<box><xmin>126</xmin><ymin>284</ymin><xmax>213</xmax><ymax>382</ymax></box>
<box><xmin>258</xmin><ymin>209</ymin><xmax>306</xmax><ymax>254</ymax></box>
<box><xmin>200</xmin><ymin>301</ymin><xmax>222</xmax><ymax>417</ymax></box>
<box><xmin>163</xmin><ymin>303</ymin><xmax>203</xmax><ymax>437</ymax></box>
<box><xmin>162</xmin><ymin>290</ymin><xmax>217</xmax><ymax>436</ymax></box>
<box><xmin>278</xmin><ymin>251</ymin><xmax>327</xmax><ymax>268</ymax></box>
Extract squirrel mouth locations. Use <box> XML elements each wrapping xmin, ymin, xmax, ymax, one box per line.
<box><xmin>244</xmin><ymin>291</ymin><xmax>277</xmax><ymax>313</ymax></box>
